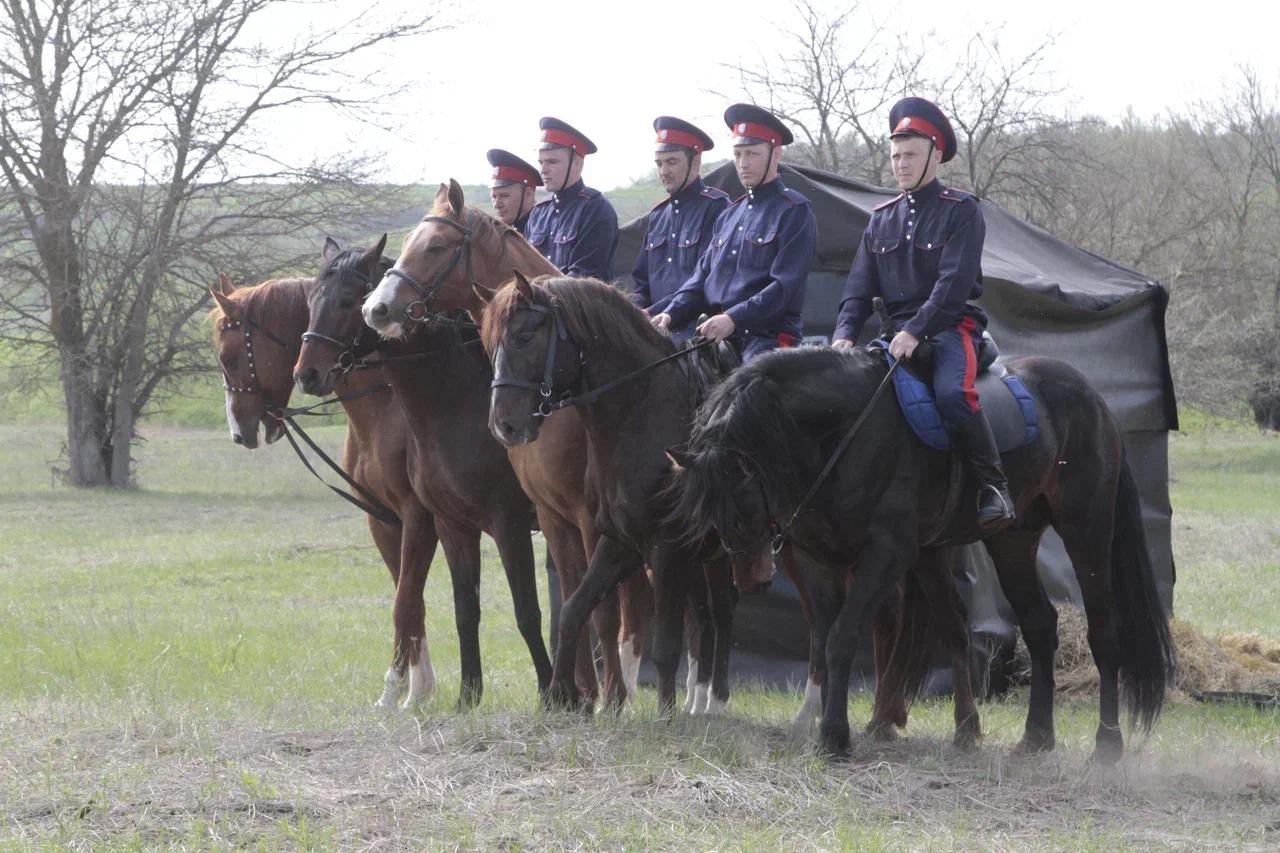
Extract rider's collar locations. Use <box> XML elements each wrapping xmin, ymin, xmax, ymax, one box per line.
<box><xmin>745</xmin><ymin>176</ymin><xmax>785</xmax><ymax>201</ymax></box>
<box><xmin>905</xmin><ymin>178</ymin><xmax>943</xmax><ymax>205</ymax></box>
<box><xmin>670</xmin><ymin>176</ymin><xmax>707</xmax><ymax>205</ymax></box>
<box><xmin>551</xmin><ymin>179</ymin><xmax>586</xmax><ymax>203</ymax></box>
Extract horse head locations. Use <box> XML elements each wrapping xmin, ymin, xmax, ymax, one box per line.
<box><xmin>295</xmin><ymin>235</ymin><xmax>389</xmax><ymax>397</ymax></box>
<box><xmin>666</xmin><ymin>445</ymin><xmax>777</xmax><ymax>594</ymax></box>
<box><xmin>209</xmin><ymin>273</ymin><xmax>305</xmax><ymax>449</ymax></box>
<box><xmin>478</xmin><ymin>272</ymin><xmax>584</xmax><ymax>448</ymax></box>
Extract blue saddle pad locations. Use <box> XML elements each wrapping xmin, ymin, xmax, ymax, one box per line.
<box><xmin>871</xmin><ymin>343</ymin><xmax>1039</xmax><ymax>453</ymax></box>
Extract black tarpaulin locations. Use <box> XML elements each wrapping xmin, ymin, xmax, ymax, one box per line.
<box><xmin>619</xmin><ymin>163</ymin><xmax>1179</xmax><ymax>688</ymax></box>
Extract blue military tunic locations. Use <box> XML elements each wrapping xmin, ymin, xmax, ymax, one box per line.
<box><xmin>835</xmin><ymin>178</ymin><xmax>988</xmax><ymax>426</ymax></box>
<box><xmin>629</xmin><ymin>177</ymin><xmax>729</xmax><ymax>342</ymax></box>
<box><xmin>523</xmin><ymin>179</ymin><xmax>619</xmax><ymax>281</ymax></box>
<box><xmin>657</xmin><ymin>177</ymin><xmax>818</xmax><ymax>360</ymax></box>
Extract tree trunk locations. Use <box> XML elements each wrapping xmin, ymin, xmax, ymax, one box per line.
<box><xmin>61</xmin><ymin>347</ymin><xmax>110</xmax><ymax>487</ymax></box>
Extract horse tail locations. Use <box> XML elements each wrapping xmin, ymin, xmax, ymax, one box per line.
<box><xmin>896</xmin><ymin>571</ymin><xmax>938</xmax><ymax>710</ymax></box>
<box><xmin>1110</xmin><ymin>447</ymin><xmax>1176</xmax><ymax>733</ymax></box>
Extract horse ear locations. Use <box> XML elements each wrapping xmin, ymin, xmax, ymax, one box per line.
<box><xmin>323</xmin><ymin>236</ymin><xmax>341</xmax><ymax>262</ymax></box>
<box><xmin>472</xmin><ymin>282</ymin><xmax>496</xmax><ymax>304</ymax></box>
<box><xmin>216</xmin><ymin>272</ymin><xmax>236</xmax><ymax>296</ymax></box>
<box><xmin>433</xmin><ymin>182</ymin><xmax>450</xmax><ymax>210</ymax></box>
<box><xmin>210</xmin><ymin>280</ymin><xmax>236</xmax><ymax>316</ymax></box>
<box><xmin>513</xmin><ymin>269</ymin><xmax>534</xmax><ymax>302</ymax></box>
<box><xmin>448</xmin><ymin>179</ymin><xmax>466</xmax><ymax>219</ymax></box>
<box><xmin>666</xmin><ymin>446</ymin><xmax>697</xmax><ymax>471</ymax></box>
<box><xmin>361</xmin><ymin>233</ymin><xmax>387</xmax><ymax>268</ymax></box>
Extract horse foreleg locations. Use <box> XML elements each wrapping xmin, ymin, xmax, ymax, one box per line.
<box><xmin>684</xmin><ymin>564</ymin><xmax>714</xmax><ymax>714</ymax></box>
<box><xmin>370</xmin><ymin>515</ymin><xmax>410</xmax><ymax>708</ymax></box>
<box><xmin>648</xmin><ymin>541</ymin><xmax>694</xmax><ymax>718</ymax></box>
<box><xmin>913</xmin><ymin>547</ymin><xmax>981</xmax><ymax>748</ymax></box>
<box><xmin>705</xmin><ymin>552</ymin><xmax>737</xmax><ymax>715</ymax></box>
<box><xmin>821</xmin><ymin>529</ymin><xmax>907</xmax><ymax>758</ymax></box>
<box><xmin>436</xmin><ymin>521</ymin><xmax>484</xmax><ymax>709</ymax></box>
<box><xmin>617</xmin><ymin>569</ymin><xmax>653</xmax><ymax>709</ymax></box>
<box><xmin>547</xmin><ymin>535</ymin><xmax>641</xmax><ymax>712</ymax></box>
<box><xmin>984</xmin><ymin>527</ymin><xmax>1056</xmax><ymax>754</ymax></box>
<box><xmin>782</xmin><ymin>547</ymin><xmax>825</xmax><ymax>731</ymax></box>
<box><xmin>490</xmin><ymin>514</ymin><xmax>553</xmax><ymax>695</ymax></box>
<box><xmin>391</xmin><ymin>501</ymin><xmax>440</xmax><ymax>709</ymax></box>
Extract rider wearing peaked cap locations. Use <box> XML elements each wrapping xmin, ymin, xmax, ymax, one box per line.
<box><xmin>486</xmin><ymin>148</ymin><xmax>542</xmax><ymax>233</ymax></box>
<box><xmin>832</xmin><ymin>96</ymin><xmax>1015</xmax><ymax>531</ymax></box>
<box><xmin>523</xmin><ymin>117</ymin><xmax>619</xmax><ymax>281</ymax></box>
<box><xmin>629</xmin><ymin>116</ymin><xmax>730</xmax><ymax>343</ymax></box>
<box><xmin>651</xmin><ymin>104</ymin><xmax>817</xmax><ymax>361</ymax></box>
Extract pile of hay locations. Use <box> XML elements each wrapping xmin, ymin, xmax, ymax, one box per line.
<box><xmin>1012</xmin><ymin>606</ymin><xmax>1280</xmax><ymax>698</ymax></box>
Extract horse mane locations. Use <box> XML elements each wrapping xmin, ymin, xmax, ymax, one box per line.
<box><xmin>670</xmin><ymin>346</ymin><xmax>887</xmax><ymax>540</ymax></box>
<box><xmin>210</xmin><ymin>276</ymin><xmax>312</xmax><ymax>327</ymax></box>
<box><xmin>481</xmin><ymin>276</ymin><xmax>675</xmax><ymax>363</ymax></box>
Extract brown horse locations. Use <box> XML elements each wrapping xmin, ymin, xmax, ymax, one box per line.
<box><xmin>296</xmin><ymin>233</ymin><xmax>554</xmax><ymax>708</ymax></box>
<box><xmin>209</xmin><ymin>258</ymin><xmax>445</xmax><ymax>708</ymax></box>
<box><xmin>361</xmin><ymin>182</ymin><xmax>734</xmax><ymax>713</ymax></box>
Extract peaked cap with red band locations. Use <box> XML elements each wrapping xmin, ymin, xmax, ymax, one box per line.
<box><xmin>724</xmin><ymin>103</ymin><xmax>794</xmax><ymax>147</ymax></box>
<box><xmin>653</xmin><ymin>116</ymin><xmax>715</xmax><ymax>153</ymax></box>
<box><xmin>538</xmin><ymin>117</ymin><xmax>598</xmax><ymax>155</ymax></box>
<box><xmin>888</xmin><ymin>97</ymin><xmax>957</xmax><ymax>163</ymax></box>
<box><xmin>486</xmin><ymin>148</ymin><xmax>543</xmax><ymax>189</ymax></box>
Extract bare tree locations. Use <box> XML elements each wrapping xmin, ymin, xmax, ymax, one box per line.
<box><xmin>721</xmin><ymin>0</ymin><xmax>922</xmax><ymax>185</ymax></box>
<box><xmin>0</xmin><ymin>0</ymin><xmax>443</xmax><ymax>486</ymax></box>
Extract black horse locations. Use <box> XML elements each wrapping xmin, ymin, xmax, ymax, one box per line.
<box><xmin>669</xmin><ymin>345</ymin><xmax>1175</xmax><ymax>762</ymax></box>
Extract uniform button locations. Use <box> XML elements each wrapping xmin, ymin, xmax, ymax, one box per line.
<box><xmin>738</xmin><ymin>226</ymin><xmax>743</xmax><ymax>230</ymax></box>
<box><xmin>907</xmin><ymin>233</ymin><xmax>912</xmax><ymax>239</ymax></box>
<box><xmin>927</xmin><ymin>243</ymin><xmax>933</xmax><ymax>248</ymax></box>
<box><xmin>671</xmin><ymin>234</ymin><xmax>676</xmax><ymax>238</ymax></box>
<box><xmin>908</xmin><ymin>220</ymin><xmax>913</xmax><ymax>226</ymax></box>
<box><xmin>732</xmin><ymin>250</ymin><xmax>737</xmax><ymax>255</ymax></box>
<box><xmin>747</xmin><ymin>205</ymin><xmax>753</xmax><ymax>210</ymax></box>
<box><xmin>649</xmin><ymin>243</ymin><xmax>653</xmax><ymax>248</ymax></box>
<box><xmin>667</xmin><ymin>257</ymin><xmax>672</xmax><ymax>263</ymax></box>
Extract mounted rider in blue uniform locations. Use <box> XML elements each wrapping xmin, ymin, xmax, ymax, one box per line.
<box><xmin>487</xmin><ymin>148</ymin><xmax>542</xmax><ymax>233</ymax></box>
<box><xmin>832</xmin><ymin>97</ymin><xmax>1015</xmax><ymax>531</ymax></box>
<box><xmin>523</xmin><ymin>117</ymin><xmax>619</xmax><ymax>281</ymax></box>
<box><xmin>650</xmin><ymin>104</ymin><xmax>818</xmax><ymax>361</ymax></box>
<box><xmin>629</xmin><ymin>116</ymin><xmax>730</xmax><ymax>344</ymax></box>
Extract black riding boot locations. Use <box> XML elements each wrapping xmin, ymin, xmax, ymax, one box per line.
<box><xmin>953</xmin><ymin>408</ymin><xmax>1015</xmax><ymax>531</ymax></box>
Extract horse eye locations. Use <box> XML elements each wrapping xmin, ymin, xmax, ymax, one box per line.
<box><xmin>428</xmin><ymin>245</ymin><xmax>445</xmax><ymax>255</ymax></box>
<box><xmin>339</xmin><ymin>295</ymin><xmax>355</xmax><ymax>308</ymax></box>
<box><xmin>224</xmin><ymin>357</ymin><xmax>239</xmax><ymax>371</ymax></box>
<box><xmin>517</xmin><ymin>331</ymin><xmax>535</xmax><ymax>344</ymax></box>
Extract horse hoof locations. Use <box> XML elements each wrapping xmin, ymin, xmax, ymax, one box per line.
<box><xmin>819</xmin><ymin>722</ymin><xmax>852</xmax><ymax>758</ymax></box>
<box><xmin>1013</xmin><ymin>731</ymin><xmax>1055</xmax><ymax>755</ymax></box>
<box><xmin>703</xmin><ymin>695</ymin><xmax>727</xmax><ymax>716</ymax></box>
<box><xmin>543</xmin><ymin>681</ymin><xmax>584</xmax><ymax>712</ymax></box>
<box><xmin>952</xmin><ymin>729</ymin><xmax>982</xmax><ymax>751</ymax></box>
<box><xmin>1089</xmin><ymin>728</ymin><xmax>1124</xmax><ymax>766</ymax></box>
<box><xmin>865</xmin><ymin>722</ymin><xmax>900</xmax><ymax>743</ymax></box>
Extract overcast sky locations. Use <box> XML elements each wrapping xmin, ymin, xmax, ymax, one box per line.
<box><xmin>273</xmin><ymin>0</ymin><xmax>1280</xmax><ymax>192</ymax></box>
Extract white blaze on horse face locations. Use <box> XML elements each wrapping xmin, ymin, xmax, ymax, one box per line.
<box><xmin>402</xmin><ymin>636</ymin><xmax>436</xmax><ymax>708</ymax></box>
<box><xmin>224</xmin><ymin>391</ymin><xmax>240</xmax><ymax>442</ymax></box>
<box><xmin>790</xmin><ymin>676</ymin><xmax>822</xmax><ymax>730</ymax></box>
<box><xmin>362</xmin><ymin>272</ymin><xmax>406</xmax><ymax>339</ymax></box>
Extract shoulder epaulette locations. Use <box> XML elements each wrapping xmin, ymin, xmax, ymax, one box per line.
<box><xmin>873</xmin><ymin>193</ymin><xmax>904</xmax><ymax>211</ymax></box>
<box><xmin>533</xmin><ymin>196</ymin><xmax>554</xmax><ymax>207</ymax></box>
<box><xmin>577</xmin><ymin>186</ymin><xmax>602</xmax><ymax>200</ymax></box>
<box><xmin>939</xmin><ymin>187</ymin><xmax>975</xmax><ymax>202</ymax></box>
<box><xmin>700</xmin><ymin>186</ymin><xmax>731</xmax><ymax>201</ymax></box>
<box><xmin>648</xmin><ymin>196</ymin><xmax>673</xmax><ymax>214</ymax></box>
<box><xmin>780</xmin><ymin>187</ymin><xmax>810</xmax><ymax>206</ymax></box>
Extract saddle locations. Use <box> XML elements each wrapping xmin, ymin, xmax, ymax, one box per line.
<box><xmin>872</xmin><ymin>332</ymin><xmax>1039</xmax><ymax>453</ymax></box>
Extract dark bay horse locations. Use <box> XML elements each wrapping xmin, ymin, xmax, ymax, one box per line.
<box><xmin>209</xmin><ymin>261</ymin><xmax>446</xmax><ymax>708</ymax></box>
<box><xmin>670</xmin><ymin>345</ymin><xmax>1175</xmax><ymax>761</ymax></box>
<box><xmin>479</xmin><ymin>274</ymin><xmax>737</xmax><ymax>716</ymax></box>
<box><xmin>360</xmin><ymin>182</ymin><xmax>660</xmax><ymax>712</ymax></box>
<box><xmin>293</xmin><ymin>235</ymin><xmax>554</xmax><ymax>708</ymax></box>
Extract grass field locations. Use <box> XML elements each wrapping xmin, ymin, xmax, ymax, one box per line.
<box><xmin>0</xmin><ymin>421</ymin><xmax>1277</xmax><ymax>851</ymax></box>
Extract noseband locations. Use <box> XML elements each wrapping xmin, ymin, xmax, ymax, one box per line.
<box><xmin>219</xmin><ymin>316</ymin><xmax>296</xmax><ymax>398</ymax></box>
<box><xmin>383</xmin><ymin>211</ymin><xmax>475</xmax><ymax>322</ymax></box>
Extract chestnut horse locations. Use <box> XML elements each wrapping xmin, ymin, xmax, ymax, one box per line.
<box><xmin>361</xmin><ymin>182</ymin><xmax>734</xmax><ymax>713</ymax></box>
<box><xmin>209</xmin><ymin>256</ymin><xmax>447</xmax><ymax>708</ymax></box>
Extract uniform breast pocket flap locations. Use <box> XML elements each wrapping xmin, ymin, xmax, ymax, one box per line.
<box><xmin>870</xmin><ymin>236</ymin><xmax>900</xmax><ymax>254</ymax></box>
<box><xmin>914</xmin><ymin>233</ymin><xmax>946</xmax><ymax>252</ymax></box>
<box><xmin>527</xmin><ymin>231</ymin><xmax>548</xmax><ymax>249</ymax></box>
<box><xmin>644</xmin><ymin>234</ymin><xmax>669</xmax><ymax>252</ymax></box>
<box><xmin>553</xmin><ymin>228</ymin><xmax>578</xmax><ymax>245</ymax></box>
<box><xmin>745</xmin><ymin>229</ymin><xmax>778</xmax><ymax>248</ymax></box>
<box><xmin>676</xmin><ymin>229</ymin><xmax>702</xmax><ymax>249</ymax></box>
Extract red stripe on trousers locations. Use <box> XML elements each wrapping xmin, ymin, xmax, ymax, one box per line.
<box><xmin>959</xmin><ymin>316</ymin><xmax>980</xmax><ymax>413</ymax></box>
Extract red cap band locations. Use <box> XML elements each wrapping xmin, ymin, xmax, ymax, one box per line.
<box><xmin>655</xmin><ymin>127</ymin><xmax>703</xmax><ymax>152</ymax></box>
<box><xmin>731</xmin><ymin>121</ymin><xmax>781</xmax><ymax>145</ymax></box>
<box><xmin>540</xmin><ymin>128</ymin><xmax>588</xmax><ymax>155</ymax></box>
<box><xmin>492</xmin><ymin>165</ymin><xmax>536</xmax><ymax>185</ymax></box>
<box><xmin>892</xmin><ymin>116</ymin><xmax>946</xmax><ymax>155</ymax></box>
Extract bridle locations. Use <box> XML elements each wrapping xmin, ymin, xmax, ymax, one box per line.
<box><xmin>381</xmin><ymin>210</ymin><xmax>476</xmax><ymax>324</ymax></box>
<box><xmin>489</xmin><ymin>296</ymin><xmax>579</xmax><ymax>419</ymax></box>
<box><xmin>300</xmin><ymin>264</ymin><xmax>374</xmax><ymax>374</ymax></box>
<box><xmin>218</xmin><ymin>316</ymin><xmax>296</xmax><ymax>398</ymax></box>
